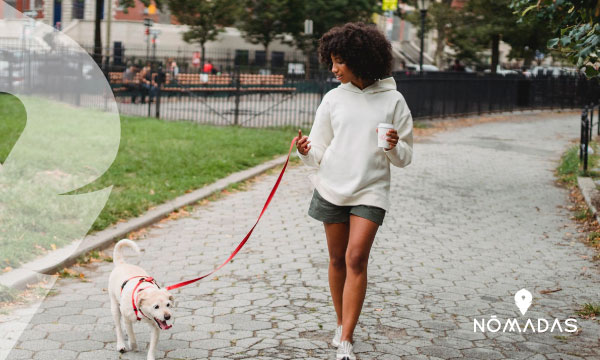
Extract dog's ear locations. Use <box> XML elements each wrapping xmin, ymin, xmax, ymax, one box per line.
<box><xmin>164</xmin><ymin>290</ymin><xmax>174</xmax><ymax>302</ymax></box>
<box><xmin>137</xmin><ymin>290</ymin><xmax>150</xmax><ymax>306</ymax></box>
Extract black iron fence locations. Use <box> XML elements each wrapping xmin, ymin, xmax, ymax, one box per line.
<box><xmin>1</xmin><ymin>41</ymin><xmax>599</xmax><ymax>128</ymax></box>
<box><xmin>579</xmin><ymin>103</ymin><xmax>600</xmax><ymax>173</ymax></box>
<box><xmin>107</xmin><ymin>66</ymin><xmax>599</xmax><ymax>127</ymax></box>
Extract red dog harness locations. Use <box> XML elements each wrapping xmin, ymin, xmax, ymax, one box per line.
<box><xmin>121</xmin><ymin>276</ymin><xmax>160</xmax><ymax>321</ymax></box>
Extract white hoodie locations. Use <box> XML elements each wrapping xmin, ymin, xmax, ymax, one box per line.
<box><xmin>297</xmin><ymin>76</ymin><xmax>413</xmax><ymax>211</ymax></box>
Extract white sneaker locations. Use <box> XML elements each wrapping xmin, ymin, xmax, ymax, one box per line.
<box><xmin>336</xmin><ymin>340</ymin><xmax>356</xmax><ymax>360</ymax></box>
<box><xmin>331</xmin><ymin>325</ymin><xmax>342</xmax><ymax>347</ymax></box>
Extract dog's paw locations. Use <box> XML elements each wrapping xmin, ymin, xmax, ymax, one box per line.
<box><xmin>117</xmin><ymin>342</ymin><xmax>127</xmax><ymax>353</ymax></box>
<box><xmin>129</xmin><ymin>341</ymin><xmax>138</xmax><ymax>351</ymax></box>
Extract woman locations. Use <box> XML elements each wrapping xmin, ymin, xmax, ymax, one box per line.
<box><xmin>296</xmin><ymin>22</ymin><xmax>413</xmax><ymax>360</ymax></box>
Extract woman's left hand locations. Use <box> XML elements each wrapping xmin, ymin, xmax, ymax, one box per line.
<box><xmin>376</xmin><ymin>128</ymin><xmax>399</xmax><ymax>150</ymax></box>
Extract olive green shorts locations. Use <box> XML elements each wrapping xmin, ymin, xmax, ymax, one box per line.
<box><xmin>308</xmin><ymin>189</ymin><xmax>386</xmax><ymax>226</ymax></box>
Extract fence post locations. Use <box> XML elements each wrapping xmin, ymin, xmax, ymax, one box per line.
<box><xmin>584</xmin><ymin>111</ymin><xmax>590</xmax><ymax>173</ymax></box>
<box><xmin>581</xmin><ymin>106</ymin><xmax>588</xmax><ymax>161</ymax></box>
<box><xmin>590</xmin><ymin>103</ymin><xmax>594</xmax><ymax>142</ymax></box>
<box><xmin>234</xmin><ymin>66</ymin><xmax>241</xmax><ymax>126</ymax></box>
<box><xmin>155</xmin><ymin>85</ymin><xmax>161</xmax><ymax>118</ymax></box>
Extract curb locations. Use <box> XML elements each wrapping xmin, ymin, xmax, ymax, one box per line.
<box><xmin>0</xmin><ymin>154</ymin><xmax>292</xmax><ymax>290</ymax></box>
<box><xmin>577</xmin><ymin>176</ymin><xmax>599</xmax><ymax>220</ymax></box>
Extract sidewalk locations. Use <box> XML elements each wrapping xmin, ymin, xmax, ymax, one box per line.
<box><xmin>4</xmin><ymin>111</ymin><xmax>600</xmax><ymax>359</ymax></box>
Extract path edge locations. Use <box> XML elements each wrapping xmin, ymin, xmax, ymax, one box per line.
<box><xmin>577</xmin><ymin>176</ymin><xmax>599</xmax><ymax>221</ymax></box>
<box><xmin>0</xmin><ymin>154</ymin><xmax>291</xmax><ymax>290</ymax></box>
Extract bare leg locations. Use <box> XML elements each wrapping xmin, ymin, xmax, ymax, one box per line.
<box><xmin>147</xmin><ymin>325</ymin><xmax>159</xmax><ymax>360</ymax></box>
<box><xmin>324</xmin><ymin>221</ymin><xmax>350</xmax><ymax>326</ymax></box>
<box><xmin>124</xmin><ymin>319</ymin><xmax>138</xmax><ymax>351</ymax></box>
<box><xmin>340</xmin><ymin>215</ymin><xmax>379</xmax><ymax>343</ymax></box>
<box><xmin>110</xmin><ymin>298</ymin><xmax>126</xmax><ymax>353</ymax></box>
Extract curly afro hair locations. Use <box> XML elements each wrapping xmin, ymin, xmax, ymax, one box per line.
<box><xmin>318</xmin><ymin>22</ymin><xmax>392</xmax><ymax>81</ymax></box>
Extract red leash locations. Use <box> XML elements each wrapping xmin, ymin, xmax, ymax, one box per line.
<box><xmin>165</xmin><ymin>136</ymin><xmax>298</xmax><ymax>291</ymax></box>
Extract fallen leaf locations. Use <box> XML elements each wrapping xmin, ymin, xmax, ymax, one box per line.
<box><xmin>539</xmin><ymin>288</ymin><xmax>562</xmax><ymax>294</ymax></box>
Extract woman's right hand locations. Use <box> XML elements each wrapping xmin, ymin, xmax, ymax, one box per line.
<box><xmin>296</xmin><ymin>129</ymin><xmax>311</xmax><ymax>156</ymax></box>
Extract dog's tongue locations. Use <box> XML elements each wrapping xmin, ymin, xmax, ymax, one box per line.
<box><xmin>158</xmin><ymin>320</ymin><xmax>172</xmax><ymax>330</ymax></box>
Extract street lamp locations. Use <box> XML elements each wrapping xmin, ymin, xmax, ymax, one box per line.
<box><xmin>418</xmin><ymin>0</ymin><xmax>430</xmax><ymax>75</ymax></box>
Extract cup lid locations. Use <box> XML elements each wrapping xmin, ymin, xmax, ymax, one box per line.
<box><xmin>378</xmin><ymin>123</ymin><xmax>394</xmax><ymax>128</ymax></box>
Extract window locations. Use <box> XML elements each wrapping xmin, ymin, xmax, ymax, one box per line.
<box><xmin>254</xmin><ymin>50</ymin><xmax>266</xmax><ymax>66</ymax></box>
<box><xmin>271</xmin><ymin>51</ymin><xmax>284</xmax><ymax>68</ymax></box>
<box><xmin>235</xmin><ymin>50</ymin><xmax>249</xmax><ymax>66</ymax></box>
<box><xmin>73</xmin><ymin>0</ymin><xmax>85</xmax><ymax>19</ymax></box>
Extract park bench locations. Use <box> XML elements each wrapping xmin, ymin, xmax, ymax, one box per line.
<box><xmin>239</xmin><ymin>74</ymin><xmax>296</xmax><ymax>93</ymax></box>
<box><xmin>169</xmin><ymin>73</ymin><xmax>236</xmax><ymax>93</ymax></box>
<box><xmin>109</xmin><ymin>72</ymin><xmax>297</xmax><ymax>98</ymax></box>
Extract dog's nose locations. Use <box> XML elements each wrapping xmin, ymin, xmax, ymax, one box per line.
<box><xmin>164</xmin><ymin>314</ymin><xmax>171</xmax><ymax>321</ymax></box>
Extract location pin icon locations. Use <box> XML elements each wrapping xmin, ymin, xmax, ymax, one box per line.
<box><xmin>514</xmin><ymin>289</ymin><xmax>532</xmax><ymax>316</ymax></box>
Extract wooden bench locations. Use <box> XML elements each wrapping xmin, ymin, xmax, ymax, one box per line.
<box><xmin>109</xmin><ymin>72</ymin><xmax>296</xmax><ymax>96</ymax></box>
<box><xmin>239</xmin><ymin>74</ymin><xmax>296</xmax><ymax>92</ymax></box>
<box><xmin>169</xmin><ymin>73</ymin><xmax>236</xmax><ymax>92</ymax></box>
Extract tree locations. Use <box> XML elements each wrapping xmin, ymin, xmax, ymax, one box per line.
<box><xmin>166</xmin><ymin>0</ymin><xmax>239</xmax><ymax>69</ymax></box>
<box><xmin>401</xmin><ymin>0</ymin><xmax>458</xmax><ymax>69</ymax></box>
<box><xmin>502</xmin><ymin>12</ymin><xmax>553</xmax><ymax>68</ymax></box>
<box><xmin>511</xmin><ymin>0</ymin><xmax>600</xmax><ymax>77</ymax></box>
<box><xmin>447</xmin><ymin>0</ymin><xmax>518</xmax><ymax>72</ymax></box>
<box><xmin>283</xmin><ymin>0</ymin><xmax>380</xmax><ymax>76</ymax></box>
<box><xmin>238</xmin><ymin>0</ymin><xmax>289</xmax><ymax>68</ymax></box>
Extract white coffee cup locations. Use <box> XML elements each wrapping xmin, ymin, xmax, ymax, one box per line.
<box><xmin>377</xmin><ymin>123</ymin><xmax>394</xmax><ymax>149</ymax></box>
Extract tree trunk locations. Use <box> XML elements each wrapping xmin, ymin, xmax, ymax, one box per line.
<box><xmin>434</xmin><ymin>26</ymin><xmax>445</xmax><ymax>69</ymax></box>
<box><xmin>93</xmin><ymin>0</ymin><xmax>103</xmax><ymax>66</ymax></box>
<box><xmin>491</xmin><ymin>33</ymin><xmax>500</xmax><ymax>74</ymax></box>
<box><xmin>201</xmin><ymin>44</ymin><xmax>205</xmax><ymax>71</ymax></box>
<box><xmin>265</xmin><ymin>44</ymin><xmax>270</xmax><ymax>70</ymax></box>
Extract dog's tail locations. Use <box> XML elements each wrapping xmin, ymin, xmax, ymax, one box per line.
<box><xmin>112</xmin><ymin>239</ymin><xmax>140</xmax><ymax>266</ymax></box>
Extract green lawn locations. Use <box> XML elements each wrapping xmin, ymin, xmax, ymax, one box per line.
<box><xmin>556</xmin><ymin>141</ymin><xmax>600</xmax><ymax>187</ymax></box>
<box><xmin>0</xmin><ymin>93</ymin><xmax>305</xmax><ymax>267</ymax></box>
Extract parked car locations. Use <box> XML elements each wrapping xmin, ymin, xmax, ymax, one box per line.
<box><xmin>406</xmin><ymin>64</ymin><xmax>440</xmax><ymax>72</ymax></box>
<box><xmin>483</xmin><ymin>65</ymin><xmax>519</xmax><ymax>75</ymax></box>
<box><xmin>531</xmin><ymin>66</ymin><xmax>578</xmax><ymax>77</ymax></box>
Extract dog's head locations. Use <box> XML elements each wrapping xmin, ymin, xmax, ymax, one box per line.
<box><xmin>138</xmin><ymin>288</ymin><xmax>174</xmax><ymax>330</ymax></box>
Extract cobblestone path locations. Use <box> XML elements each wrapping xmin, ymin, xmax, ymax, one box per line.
<box><xmin>5</xmin><ymin>112</ymin><xmax>600</xmax><ymax>359</ymax></box>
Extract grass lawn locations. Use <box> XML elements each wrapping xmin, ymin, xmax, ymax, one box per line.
<box><xmin>556</xmin><ymin>141</ymin><xmax>600</xmax><ymax>187</ymax></box>
<box><xmin>0</xmin><ymin>93</ymin><xmax>306</xmax><ymax>268</ymax></box>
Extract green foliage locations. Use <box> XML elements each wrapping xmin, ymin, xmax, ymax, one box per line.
<box><xmin>167</xmin><ymin>0</ymin><xmax>239</xmax><ymax>49</ymax></box>
<box><xmin>284</xmin><ymin>0</ymin><xmax>380</xmax><ymax>53</ymax></box>
<box><xmin>446</xmin><ymin>0</ymin><xmax>519</xmax><ymax>68</ymax></box>
<box><xmin>401</xmin><ymin>0</ymin><xmax>458</xmax><ymax>66</ymax></box>
<box><xmin>511</xmin><ymin>0</ymin><xmax>600</xmax><ymax>75</ymax></box>
<box><xmin>237</xmin><ymin>0</ymin><xmax>290</xmax><ymax>59</ymax></box>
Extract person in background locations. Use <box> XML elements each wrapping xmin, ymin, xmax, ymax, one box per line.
<box><xmin>203</xmin><ymin>59</ymin><xmax>214</xmax><ymax>74</ymax></box>
<box><xmin>139</xmin><ymin>63</ymin><xmax>158</xmax><ymax>104</ymax></box>
<box><xmin>452</xmin><ymin>59</ymin><xmax>465</xmax><ymax>72</ymax></box>
<box><xmin>122</xmin><ymin>64</ymin><xmax>139</xmax><ymax>103</ymax></box>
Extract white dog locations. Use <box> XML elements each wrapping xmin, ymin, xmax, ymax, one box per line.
<box><xmin>108</xmin><ymin>239</ymin><xmax>174</xmax><ymax>360</ymax></box>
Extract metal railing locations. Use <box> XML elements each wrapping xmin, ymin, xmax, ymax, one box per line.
<box><xmin>580</xmin><ymin>103</ymin><xmax>600</xmax><ymax>173</ymax></box>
